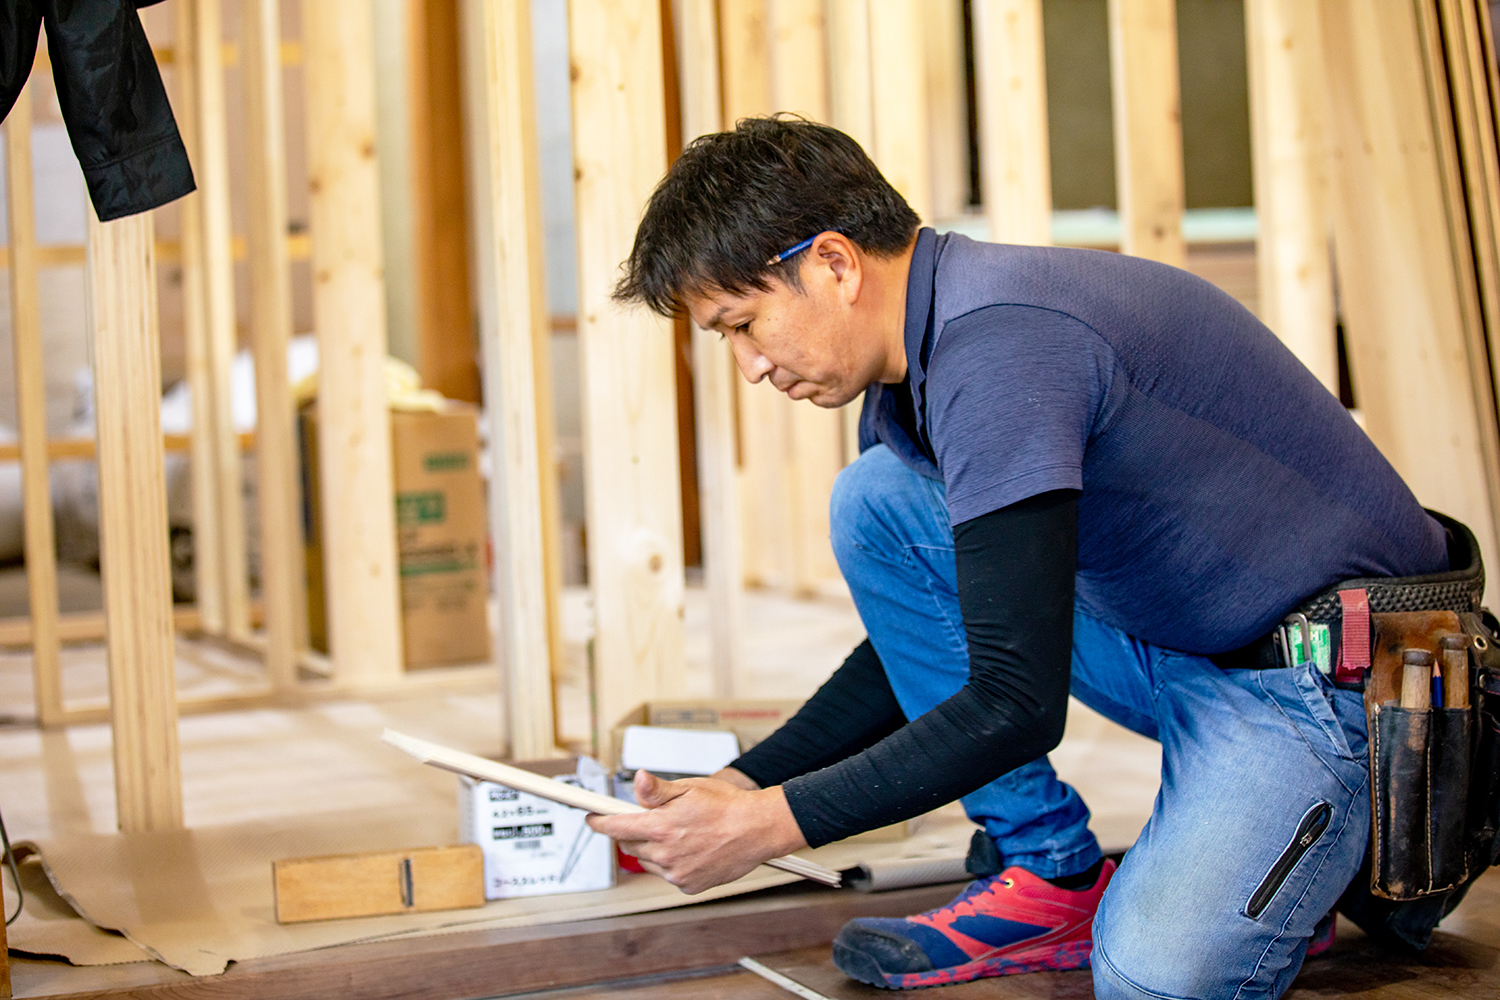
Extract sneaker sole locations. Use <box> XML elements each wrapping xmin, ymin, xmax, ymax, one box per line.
<box><xmin>833</xmin><ymin>937</ymin><xmax>1094</xmax><ymax>990</ymax></box>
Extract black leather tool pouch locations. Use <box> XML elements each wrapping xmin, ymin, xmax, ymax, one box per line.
<box><xmin>1369</xmin><ymin>704</ymin><xmax>1471</xmax><ymax>898</ymax></box>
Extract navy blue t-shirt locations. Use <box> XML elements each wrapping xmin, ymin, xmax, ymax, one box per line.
<box><xmin>862</xmin><ymin>229</ymin><xmax>1446</xmax><ymax>654</ymax></box>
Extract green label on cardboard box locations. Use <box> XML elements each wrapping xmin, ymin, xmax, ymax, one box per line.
<box><xmin>424</xmin><ymin>451</ymin><xmax>470</xmax><ymax>472</ymax></box>
<box><xmin>396</xmin><ymin>491</ymin><xmax>446</xmax><ymax>525</ymax></box>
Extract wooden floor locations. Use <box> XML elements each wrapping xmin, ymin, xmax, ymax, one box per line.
<box><xmin>516</xmin><ymin>868</ymin><xmax>1500</xmax><ymax>1000</ymax></box>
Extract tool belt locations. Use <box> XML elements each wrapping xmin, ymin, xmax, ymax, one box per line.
<box><xmin>1213</xmin><ymin>510</ymin><xmax>1500</xmax><ymax>948</ymax></box>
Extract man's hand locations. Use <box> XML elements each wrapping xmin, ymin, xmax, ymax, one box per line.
<box><xmin>587</xmin><ymin>770</ymin><xmax>806</xmax><ymax>894</ymax></box>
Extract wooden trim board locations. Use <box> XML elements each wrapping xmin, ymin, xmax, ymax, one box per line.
<box><xmin>8</xmin><ymin>880</ymin><xmax>968</xmax><ymax>1000</ymax></box>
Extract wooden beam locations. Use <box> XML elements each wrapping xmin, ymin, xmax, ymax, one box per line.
<box><xmin>926</xmin><ymin>0</ymin><xmax>970</xmax><ymax>220</ymax></box>
<box><xmin>409</xmin><ymin>0</ymin><xmax>481</xmax><ymax>404</ymax></box>
<box><xmin>472</xmin><ymin>0</ymin><xmax>560</xmax><ymax>759</ymax></box>
<box><xmin>868</xmin><ymin>0</ymin><xmax>932</xmax><ymax>221</ymax></box>
<box><xmin>719</xmin><ymin>0</ymin><xmax>771</xmax><ymax>123</ymax></box>
<box><xmin>173</xmin><ymin>0</ymin><xmax>227</xmax><ymax>638</ymax></box>
<box><xmin>1245</xmin><ymin>0</ymin><xmax>1336</xmax><ymax>389</ymax></box>
<box><xmin>766</xmin><ymin>0</ymin><xmax>843</xmax><ymax>596</ymax></box>
<box><xmin>675</xmin><ymin>0</ymin><xmax>745</xmax><ymax>694</ymax></box>
<box><xmin>302</xmin><ymin>0</ymin><xmax>405</xmax><ymax>686</ymax></box>
<box><xmin>242</xmin><ymin>0</ymin><xmax>304</xmax><ymax>689</ymax></box>
<box><xmin>1107</xmin><ymin>0</ymin><xmax>1186</xmax><ymax>267</ymax></box>
<box><xmin>826</xmin><ymin>0</ymin><xmax>875</xmax><ymax>468</ymax></box>
<box><xmin>192</xmin><ymin>0</ymin><xmax>252</xmax><ymax>642</ymax></box>
<box><xmin>569</xmin><ymin>0</ymin><xmax>688</xmax><ymax>743</ymax></box>
<box><xmin>87</xmin><ymin>208</ymin><xmax>183</xmax><ymax>833</ymax></box>
<box><xmin>974</xmin><ymin>0</ymin><xmax>1052</xmax><ymax>246</ymax></box>
<box><xmin>4</xmin><ymin>85</ymin><xmax>64</xmax><ymax>728</ymax></box>
<box><xmin>1319</xmin><ymin>0</ymin><xmax>1500</xmax><ymax>609</ymax></box>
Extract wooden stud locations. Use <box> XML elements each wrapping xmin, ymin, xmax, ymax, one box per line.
<box><xmin>1319</xmin><ymin>0</ymin><xmax>1500</xmax><ymax>608</ymax></box>
<box><xmin>191</xmin><ymin>0</ymin><xmax>252</xmax><ymax>642</ymax></box>
<box><xmin>720</xmin><ymin>0</ymin><xmax>772</xmax><ymax>124</ymax></box>
<box><xmin>409</xmin><ymin>0</ymin><xmax>481</xmax><ymax>405</ymax></box>
<box><xmin>767</xmin><ymin>0</ymin><xmax>843</xmax><ymax>596</ymax></box>
<box><xmin>4</xmin><ymin>85</ymin><xmax>64</xmax><ymax>727</ymax></box>
<box><xmin>302</xmin><ymin>0</ymin><xmax>405</xmax><ymax>686</ymax></box>
<box><xmin>926</xmin><ymin>0</ymin><xmax>970</xmax><ymax>220</ymax></box>
<box><xmin>974</xmin><ymin>0</ymin><xmax>1052</xmax><ymax>246</ymax></box>
<box><xmin>471</xmin><ymin>0</ymin><xmax>561</xmax><ymax>759</ymax></box>
<box><xmin>1245</xmin><ymin>0</ymin><xmax>1336</xmax><ymax>389</ymax></box>
<box><xmin>675</xmin><ymin>0</ymin><xmax>746</xmax><ymax>694</ymax></box>
<box><xmin>241</xmin><ymin>0</ymin><xmax>304</xmax><ymax>689</ymax></box>
<box><xmin>868</xmin><ymin>0</ymin><xmax>933</xmax><ymax>221</ymax></box>
<box><xmin>1107</xmin><ymin>0</ymin><xmax>1186</xmax><ymax>267</ymax></box>
<box><xmin>173</xmin><ymin>0</ymin><xmax>227</xmax><ymax>638</ymax></box>
<box><xmin>569</xmin><ymin>0</ymin><xmax>688</xmax><ymax>742</ymax></box>
<box><xmin>87</xmin><ymin>208</ymin><xmax>183</xmax><ymax>833</ymax></box>
<box><xmin>826</xmin><ymin>0</ymin><xmax>875</xmax><ymax>469</ymax></box>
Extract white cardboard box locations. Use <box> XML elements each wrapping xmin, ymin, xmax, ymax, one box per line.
<box><xmin>458</xmin><ymin>755</ymin><xmax>615</xmax><ymax>899</ymax></box>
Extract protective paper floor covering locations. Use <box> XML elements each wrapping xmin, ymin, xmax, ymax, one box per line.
<box><xmin>26</xmin><ymin>806</ymin><xmax>979</xmax><ymax>977</ymax></box>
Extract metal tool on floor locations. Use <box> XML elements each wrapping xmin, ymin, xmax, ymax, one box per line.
<box><xmin>738</xmin><ymin>956</ymin><xmax>837</xmax><ymax>1000</ymax></box>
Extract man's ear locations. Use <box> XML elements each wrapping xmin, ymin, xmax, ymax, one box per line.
<box><xmin>813</xmin><ymin>231</ymin><xmax>862</xmax><ymax>303</ymax></box>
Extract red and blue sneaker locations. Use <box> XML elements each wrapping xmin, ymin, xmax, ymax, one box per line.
<box><xmin>832</xmin><ymin>858</ymin><xmax>1116</xmax><ymax>990</ymax></box>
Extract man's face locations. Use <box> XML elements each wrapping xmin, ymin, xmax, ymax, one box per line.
<box><xmin>683</xmin><ymin>236</ymin><xmax>893</xmax><ymax>408</ymax></box>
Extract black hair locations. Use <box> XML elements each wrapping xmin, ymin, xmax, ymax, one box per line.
<box><xmin>613</xmin><ymin>115</ymin><xmax>921</xmax><ymax>316</ymax></box>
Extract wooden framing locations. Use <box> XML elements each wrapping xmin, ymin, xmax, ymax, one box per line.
<box><xmin>172</xmin><ymin>0</ymin><xmax>226</xmax><ymax>638</ymax></box>
<box><xmin>409</xmin><ymin>0</ymin><xmax>481</xmax><ymax>405</ymax></box>
<box><xmin>826</xmin><ymin>0</ymin><xmax>874</xmax><ymax>465</ymax></box>
<box><xmin>4</xmin><ymin>84</ymin><xmax>64</xmax><ymax>728</ymax></box>
<box><xmin>1319</xmin><ymin>0</ymin><xmax>1500</xmax><ymax>607</ymax></box>
<box><xmin>569</xmin><ymin>0</ymin><xmax>687</xmax><ymax>744</ymax></box>
<box><xmin>190</xmin><ymin>0</ymin><xmax>252</xmax><ymax>642</ymax></box>
<box><xmin>675</xmin><ymin>0</ymin><xmax>745</xmax><ymax>694</ymax></box>
<box><xmin>302</xmin><ymin>0</ymin><xmax>405</xmax><ymax>687</ymax></box>
<box><xmin>1107</xmin><ymin>0</ymin><xmax>1186</xmax><ymax>267</ymax></box>
<box><xmin>242</xmin><ymin>0</ymin><xmax>304</xmax><ymax>689</ymax></box>
<box><xmin>868</xmin><ymin>0</ymin><xmax>933</xmax><ymax>221</ymax></box>
<box><xmin>471</xmin><ymin>0</ymin><xmax>561</xmax><ymax>759</ymax></box>
<box><xmin>1245</xmin><ymin>0</ymin><xmax>1336</xmax><ymax>389</ymax></box>
<box><xmin>925</xmin><ymin>0</ymin><xmax>970</xmax><ymax>220</ymax></box>
<box><xmin>973</xmin><ymin>0</ymin><xmax>1052</xmax><ymax>246</ymax></box>
<box><xmin>87</xmin><ymin>209</ymin><xmax>183</xmax><ymax>832</ymax></box>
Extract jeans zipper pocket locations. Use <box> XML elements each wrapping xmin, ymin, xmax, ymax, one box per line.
<box><xmin>1244</xmin><ymin>801</ymin><xmax>1333</xmax><ymax>920</ymax></box>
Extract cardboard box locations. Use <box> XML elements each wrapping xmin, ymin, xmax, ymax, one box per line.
<box><xmin>391</xmin><ymin>407</ymin><xmax>490</xmax><ymax>668</ymax></box>
<box><xmin>607</xmin><ymin>699</ymin><xmax>805</xmax><ymax>770</ymax></box>
<box><xmin>609</xmin><ymin>699</ymin><xmax>917</xmax><ymax>843</ymax></box>
<box><xmin>300</xmin><ymin>402</ymin><xmax>491</xmax><ymax>669</ymax></box>
<box><xmin>457</xmin><ymin>756</ymin><xmax>615</xmax><ymax>900</ymax></box>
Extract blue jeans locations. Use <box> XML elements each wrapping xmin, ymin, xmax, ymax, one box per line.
<box><xmin>831</xmin><ymin>445</ymin><xmax>1372</xmax><ymax>1000</ymax></box>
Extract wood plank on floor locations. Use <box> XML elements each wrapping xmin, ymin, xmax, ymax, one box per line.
<box><xmin>747</xmin><ymin>867</ymin><xmax>1500</xmax><ymax>1000</ymax></box>
<box><xmin>8</xmin><ymin>881</ymin><xmax>969</xmax><ymax>1000</ymax></box>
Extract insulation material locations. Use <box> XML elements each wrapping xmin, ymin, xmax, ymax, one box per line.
<box><xmin>20</xmin><ymin>805</ymin><xmax>980</xmax><ymax>977</ymax></box>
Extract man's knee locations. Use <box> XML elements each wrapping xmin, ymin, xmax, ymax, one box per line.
<box><xmin>829</xmin><ymin>445</ymin><xmax>946</xmax><ymax>566</ymax></box>
<box><xmin>1090</xmin><ymin>904</ymin><xmax>1231</xmax><ymax>1000</ymax></box>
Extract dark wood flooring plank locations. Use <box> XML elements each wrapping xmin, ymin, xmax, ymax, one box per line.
<box><xmin>751</xmin><ymin>869</ymin><xmax>1500</xmax><ymax>1000</ymax></box>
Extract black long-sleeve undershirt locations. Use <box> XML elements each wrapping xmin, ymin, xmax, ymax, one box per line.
<box><xmin>730</xmin><ymin>489</ymin><xmax>1079</xmax><ymax>848</ymax></box>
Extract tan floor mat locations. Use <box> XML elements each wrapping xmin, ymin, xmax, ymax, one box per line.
<box><xmin>22</xmin><ymin>806</ymin><xmax>979</xmax><ymax>976</ymax></box>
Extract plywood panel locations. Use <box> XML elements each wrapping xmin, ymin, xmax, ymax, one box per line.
<box><xmin>1320</xmin><ymin>0</ymin><xmax>1500</xmax><ymax>608</ymax></box>
<box><xmin>302</xmin><ymin>0</ymin><xmax>404</xmax><ymax>686</ymax></box>
<box><xmin>1108</xmin><ymin>0</ymin><xmax>1186</xmax><ymax>267</ymax></box>
<box><xmin>1245</xmin><ymin>0</ymin><xmax>1336</xmax><ymax>389</ymax></box>
<box><xmin>87</xmin><ymin>209</ymin><xmax>182</xmax><ymax>832</ymax></box>
<box><xmin>974</xmin><ymin>0</ymin><xmax>1052</xmax><ymax>246</ymax></box>
<box><xmin>569</xmin><ymin>0</ymin><xmax>688</xmax><ymax>740</ymax></box>
<box><xmin>4</xmin><ymin>86</ymin><xmax>64</xmax><ymax>728</ymax></box>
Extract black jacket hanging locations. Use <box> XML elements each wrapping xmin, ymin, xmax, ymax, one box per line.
<box><xmin>1</xmin><ymin>0</ymin><xmax>194</xmax><ymax>221</ymax></box>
